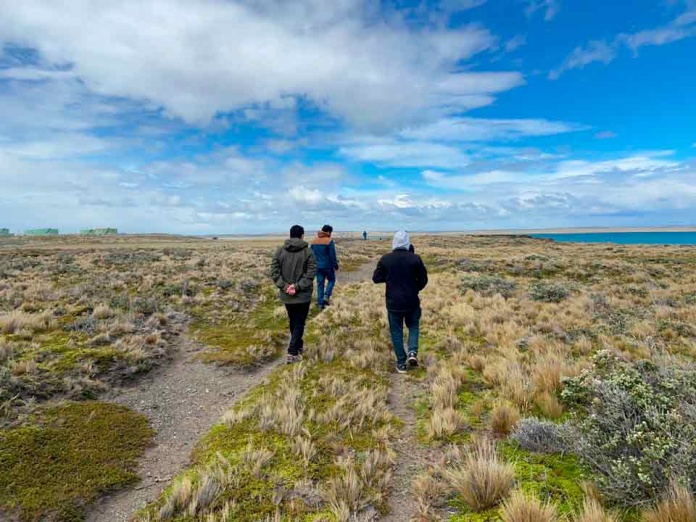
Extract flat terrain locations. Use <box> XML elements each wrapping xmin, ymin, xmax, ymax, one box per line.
<box><xmin>1</xmin><ymin>234</ymin><xmax>694</xmax><ymax>521</ymax></box>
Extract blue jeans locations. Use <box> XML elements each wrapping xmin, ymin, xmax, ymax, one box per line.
<box><xmin>388</xmin><ymin>308</ymin><xmax>421</xmax><ymax>365</ymax></box>
<box><xmin>316</xmin><ymin>268</ymin><xmax>336</xmax><ymax>305</ymax></box>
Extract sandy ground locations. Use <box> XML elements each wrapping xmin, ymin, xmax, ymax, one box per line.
<box><xmin>87</xmin><ymin>336</ymin><xmax>282</xmax><ymax>522</ymax></box>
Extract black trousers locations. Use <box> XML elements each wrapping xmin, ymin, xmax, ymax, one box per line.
<box><xmin>285</xmin><ymin>302</ymin><xmax>310</xmax><ymax>355</ymax></box>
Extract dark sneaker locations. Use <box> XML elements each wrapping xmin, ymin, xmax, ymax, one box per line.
<box><xmin>323</xmin><ymin>297</ymin><xmax>331</xmax><ymax>307</ymax></box>
<box><xmin>396</xmin><ymin>363</ymin><xmax>407</xmax><ymax>374</ymax></box>
<box><xmin>286</xmin><ymin>354</ymin><xmax>303</xmax><ymax>364</ymax></box>
<box><xmin>407</xmin><ymin>352</ymin><xmax>418</xmax><ymax>367</ymax></box>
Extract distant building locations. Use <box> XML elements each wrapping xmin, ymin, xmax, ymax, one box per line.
<box><xmin>25</xmin><ymin>228</ymin><xmax>59</xmax><ymax>236</ymax></box>
<box><xmin>80</xmin><ymin>228</ymin><xmax>118</xmax><ymax>236</ymax></box>
<box><xmin>0</xmin><ymin>228</ymin><xmax>10</xmax><ymax>236</ymax></box>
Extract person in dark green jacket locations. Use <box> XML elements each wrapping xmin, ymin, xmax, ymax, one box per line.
<box><xmin>271</xmin><ymin>225</ymin><xmax>317</xmax><ymax>363</ymax></box>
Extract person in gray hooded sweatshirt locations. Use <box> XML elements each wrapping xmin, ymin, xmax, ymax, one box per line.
<box><xmin>373</xmin><ymin>230</ymin><xmax>428</xmax><ymax>373</ymax></box>
<box><xmin>271</xmin><ymin>225</ymin><xmax>317</xmax><ymax>363</ymax></box>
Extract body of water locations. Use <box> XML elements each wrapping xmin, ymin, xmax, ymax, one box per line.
<box><xmin>530</xmin><ymin>231</ymin><xmax>696</xmax><ymax>245</ymax></box>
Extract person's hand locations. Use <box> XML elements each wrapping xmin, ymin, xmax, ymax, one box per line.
<box><xmin>285</xmin><ymin>284</ymin><xmax>296</xmax><ymax>295</ymax></box>
<box><xmin>335</xmin><ymin>266</ymin><xmax>340</xmax><ymax>272</ymax></box>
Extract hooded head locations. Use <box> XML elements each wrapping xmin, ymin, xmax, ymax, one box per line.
<box><xmin>392</xmin><ymin>230</ymin><xmax>411</xmax><ymax>251</ymax></box>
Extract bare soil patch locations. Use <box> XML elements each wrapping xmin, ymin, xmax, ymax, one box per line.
<box><xmin>87</xmin><ymin>335</ymin><xmax>282</xmax><ymax>522</ymax></box>
<box><xmin>383</xmin><ymin>373</ymin><xmax>436</xmax><ymax>522</ymax></box>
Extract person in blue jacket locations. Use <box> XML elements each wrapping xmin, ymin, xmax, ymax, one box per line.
<box><xmin>311</xmin><ymin>224</ymin><xmax>339</xmax><ymax>309</ymax></box>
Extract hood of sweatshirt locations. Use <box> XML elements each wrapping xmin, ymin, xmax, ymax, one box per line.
<box><xmin>317</xmin><ymin>231</ymin><xmax>331</xmax><ymax>239</ymax></box>
<box><xmin>392</xmin><ymin>230</ymin><xmax>411</xmax><ymax>251</ymax></box>
<box><xmin>284</xmin><ymin>238</ymin><xmax>308</xmax><ymax>252</ymax></box>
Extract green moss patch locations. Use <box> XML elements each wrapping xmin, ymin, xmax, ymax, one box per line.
<box><xmin>501</xmin><ymin>443</ymin><xmax>585</xmax><ymax>515</ymax></box>
<box><xmin>192</xmin><ymin>287</ymin><xmax>288</xmax><ymax>367</ymax></box>
<box><xmin>0</xmin><ymin>402</ymin><xmax>153</xmax><ymax>521</ymax></box>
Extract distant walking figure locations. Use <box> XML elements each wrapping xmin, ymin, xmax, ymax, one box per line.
<box><xmin>311</xmin><ymin>224</ymin><xmax>339</xmax><ymax>309</ymax></box>
<box><xmin>362</xmin><ymin>230</ymin><xmax>368</xmax><ymax>241</ymax></box>
<box><xmin>271</xmin><ymin>225</ymin><xmax>317</xmax><ymax>364</ymax></box>
<box><xmin>372</xmin><ymin>230</ymin><xmax>428</xmax><ymax>373</ymax></box>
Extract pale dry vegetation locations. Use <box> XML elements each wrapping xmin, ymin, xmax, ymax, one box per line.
<box><xmin>1</xmin><ymin>233</ymin><xmax>694</xmax><ymax>521</ymax></box>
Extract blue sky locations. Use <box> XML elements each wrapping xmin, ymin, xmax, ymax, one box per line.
<box><xmin>0</xmin><ymin>0</ymin><xmax>694</xmax><ymax>234</ymax></box>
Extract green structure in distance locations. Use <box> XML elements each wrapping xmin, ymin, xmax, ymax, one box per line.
<box><xmin>24</xmin><ymin>228</ymin><xmax>59</xmax><ymax>236</ymax></box>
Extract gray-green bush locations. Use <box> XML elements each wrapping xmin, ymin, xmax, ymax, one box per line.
<box><xmin>561</xmin><ymin>351</ymin><xmax>696</xmax><ymax>508</ymax></box>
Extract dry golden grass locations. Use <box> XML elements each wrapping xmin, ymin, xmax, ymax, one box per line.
<box><xmin>3</xmin><ymin>234</ymin><xmax>695</xmax><ymax>520</ymax></box>
<box><xmin>445</xmin><ymin>438</ymin><xmax>515</xmax><ymax>511</ymax></box>
<box><xmin>500</xmin><ymin>490</ymin><xmax>559</xmax><ymax>522</ymax></box>
<box><xmin>641</xmin><ymin>482</ymin><xmax>696</xmax><ymax>522</ymax></box>
<box><xmin>489</xmin><ymin>402</ymin><xmax>521</xmax><ymax>436</ymax></box>
<box><xmin>575</xmin><ymin>497</ymin><xmax>620</xmax><ymax>522</ymax></box>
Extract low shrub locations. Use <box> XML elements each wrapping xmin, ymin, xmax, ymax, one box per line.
<box><xmin>528</xmin><ymin>281</ymin><xmax>571</xmax><ymax>303</ymax></box>
<box><xmin>510</xmin><ymin>417</ymin><xmax>569</xmax><ymax>455</ymax></box>
<box><xmin>561</xmin><ymin>351</ymin><xmax>696</xmax><ymax>507</ymax></box>
<box><xmin>461</xmin><ymin>276</ymin><xmax>517</xmax><ymax>298</ymax></box>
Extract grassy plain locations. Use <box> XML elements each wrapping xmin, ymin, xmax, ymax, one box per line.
<box><xmin>0</xmin><ymin>234</ymin><xmax>694</xmax><ymax>521</ymax></box>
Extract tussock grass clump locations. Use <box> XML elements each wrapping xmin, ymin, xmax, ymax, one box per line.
<box><xmin>641</xmin><ymin>482</ymin><xmax>696</xmax><ymax>522</ymax></box>
<box><xmin>500</xmin><ymin>489</ymin><xmax>559</xmax><ymax>522</ymax></box>
<box><xmin>0</xmin><ymin>310</ymin><xmax>54</xmax><ymax>334</ymax></box>
<box><xmin>575</xmin><ymin>497</ymin><xmax>619</xmax><ymax>522</ymax></box>
<box><xmin>490</xmin><ymin>402</ymin><xmax>521</xmax><ymax>436</ymax></box>
<box><xmin>426</xmin><ymin>361</ymin><xmax>467</xmax><ymax>440</ymax></box>
<box><xmin>323</xmin><ymin>449</ymin><xmax>393</xmax><ymax>521</ymax></box>
<box><xmin>446</xmin><ymin>438</ymin><xmax>514</xmax><ymax>511</ymax></box>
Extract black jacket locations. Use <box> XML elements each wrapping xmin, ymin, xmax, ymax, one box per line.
<box><xmin>372</xmin><ymin>249</ymin><xmax>428</xmax><ymax>312</ymax></box>
<box><xmin>271</xmin><ymin>239</ymin><xmax>317</xmax><ymax>304</ymax></box>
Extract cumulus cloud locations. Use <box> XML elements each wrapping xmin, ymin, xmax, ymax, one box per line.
<box><xmin>0</xmin><ymin>0</ymin><xmax>519</xmax><ymax>130</ymax></box>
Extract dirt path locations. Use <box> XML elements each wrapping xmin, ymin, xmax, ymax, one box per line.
<box><xmin>87</xmin><ymin>336</ymin><xmax>282</xmax><ymax>522</ymax></box>
<box><xmin>383</xmin><ymin>373</ymin><xmax>434</xmax><ymax>522</ymax></box>
<box><xmin>338</xmin><ymin>260</ymin><xmax>376</xmax><ymax>284</ymax></box>
<box><xmin>88</xmin><ymin>262</ymin><xmax>379</xmax><ymax>521</ymax></box>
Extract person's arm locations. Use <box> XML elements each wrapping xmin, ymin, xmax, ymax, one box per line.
<box><xmin>330</xmin><ymin>240</ymin><xmax>339</xmax><ymax>270</ymax></box>
<box><xmin>372</xmin><ymin>258</ymin><xmax>386</xmax><ymax>284</ymax></box>
<box><xmin>416</xmin><ymin>256</ymin><xmax>428</xmax><ymax>291</ymax></box>
<box><xmin>296</xmin><ymin>249</ymin><xmax>317</xmax><ymax>292</ymax></box>
<box><xmin>270</xmin><ymin>248</ymin><xmax>288</xmax><ymax>290</ymax></box>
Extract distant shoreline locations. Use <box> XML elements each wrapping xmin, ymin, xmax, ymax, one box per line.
<box><xmin>3</xmin><ymin>226</ymin><xmax>694</xmax><ymax>239</ymax></box>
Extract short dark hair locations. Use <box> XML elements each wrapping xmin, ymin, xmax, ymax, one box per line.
<box><xmin>290</xmin><ymin>225</ymin><xmax>304</xmax><ymax>238</ymax></box>
<box><xmin>321</xmin><ymin>224</ymin><xmax>333</xmax><ymax>234</ymax></box>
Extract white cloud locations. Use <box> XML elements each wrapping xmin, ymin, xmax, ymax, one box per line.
<box><xmin>423</xmin><ymin>169</ymin><xmax>520</xmax><ymax>188</ymax></box>
<box><xmin>525</xmin><ymin>0</ymin><xmax>560</xmax><ymax>21</ymax></box>
<box><xmin>0</xmin><ymin>0</ymin><xmax>519</xmax><ymax>130</ymax></box>
<box><xmin>438</xmin><ymin>0</ymin><xmax>487</xmax><ymax>13</ymax></box>
<box><xmin>505</xmin><ymin>34</ymin><xmax>527</xmax><ymax>52</ymax></box>
<box><xmin>619</xmin><ymin>25</ymin><xmax>696</xmax><ymax>51</ymax></box>
<box><xmin>549</xmin><ymin>40</ymin><xmax>616</xmax><ymax>79</ymax></box>
<box><xmin>551</xmin><ymin>7</ymin><xmax>696</xmax><ymax>78</ymax></box>
<box><xmin>339</xmin><ymin>139</ymin><xmax>469</xmax><ymax>169</ymax></box>
<box><xmin>402</xmin><ymin>117</ymin><xmax>582</xmax><ymax>142</ymax></box>
<box><xmin>594</xmin><ymin>131</ymin><xmax>617</xmax><ymax>140</ymax></box>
